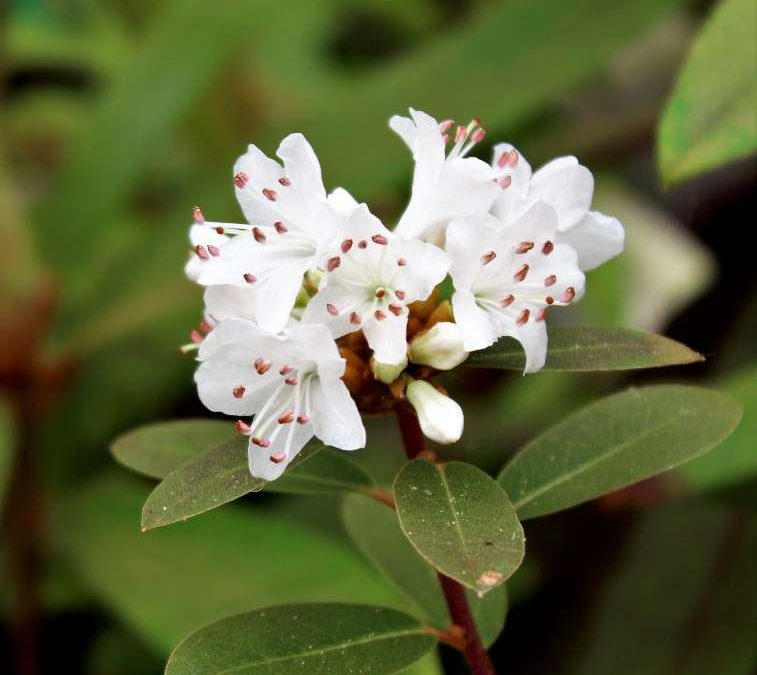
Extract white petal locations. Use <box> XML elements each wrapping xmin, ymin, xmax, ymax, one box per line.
<box><xmin>531</xmin><ymin>156</ymin><xmax>594</xmax><ymax>230</ymax></box>
<box><xmin>451</xmin><ymin>289</ymin><xmax>499</xmax><ymax>352</ymax></box>
<box><xmin>393</xmin><ymin>239</ymin><xmax>449</xmax><ymax>302</ymax></box>
<box><xmin>388</xmin><ymin>114</ymin><xmax>418</xmax><ymax>149</ymax></box>
<box><xmin>507</xmin><ymin>319</ymin><xmax>548</xmax><ymax>374</ymax></box>
<box><xmin>311</xmin><ymin>378</ymin><xmax>365</xmax><ymax>450</ymax></box>
<box><xmin>327</xmin><ymin>187</ymin><xmax>360</xmax><ymax>218</ymax></box>
<box><xmin>362</xmin><ymin>313</ymin><xmax>409</xmax><ymax>365</ymax></box>
<box><xmin>277</xmin><ymin>133</ymin><xmax>326</xmax><ymax>200</ymax></box>
<box><xmin>446</xmin><ymin>216</ymin><xmax>502</xmax><ymax>289</ymax></box>
<box><xmin>248</xmin><ymin>423</ymin><xmax>313</xmax><ymax>481</ymax></box>
<box><xmin>557</xmin><ymin>210</ymin><xmax>624</xmax><ymax>271</ymax></box>
<box><xmin>406</xmin><ymin>379</ymin><xmax>463</xmax><ymax>445</ymax></box>
<box><xmin>253</xmin><ymin>261</ymin><xmax>309</xmax><ymax>332</ymax></box>
<box><xmin>204</xmin><ymin>285</ymin><xmax>257</xmax><ymax>324</ymax></box>
<box><xmin>301</xmin><ymin>285</ymin><xmax>361</xmax><ymax>339</ymax></box>
<box><xmin>490</xmin><ymin>143</ymin><xmax>533</xmax><ymax>224</ymax></box>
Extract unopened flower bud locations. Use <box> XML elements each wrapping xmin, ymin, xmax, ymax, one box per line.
<box><xmin>371</xmin><ymin>356</ymin><xmax>407</xmax><ymax>384</ymax></box>
<box><xmin>406</xmin><ymin>379</ymin><xmax>463</xmax><ymax>444</ymax></box>
<box><xmin>410</xmin><ymin>322</ymin><xmax>468</xmax><ymax>370</ymax></box>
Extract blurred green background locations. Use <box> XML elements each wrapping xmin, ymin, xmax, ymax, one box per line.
<box><xmin>0</xmin><ymin>0</ymin><xmax>755</xmax><ymax>673</ymax></box>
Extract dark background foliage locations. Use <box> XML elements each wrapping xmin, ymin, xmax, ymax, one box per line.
<box><xmin>0</xmin><ymin>0</ymin><xmax>755</xmax><ymax>673</ymax></box>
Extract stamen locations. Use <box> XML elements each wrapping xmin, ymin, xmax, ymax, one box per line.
<box><xmin>252</xmin><ymin>227</ymin><xmax>266</xmax><ymax>243</ymax></box>
<box><xmin>507</xmin><ymin>150</ymin><xmax>519</xmax><ymax>167</ymax></box>
<box><xmin>233</xmin><ymin>385</ymin><xmax>246</xmax><ymax>398</ymax></box>
<box><xmin>349</xmin><ymin>312</ymin><xmax>361</xmax><ymax>325</ymax></box>
<box><xmin>190</xmin><ymin>329</ymin><xmax>204</xmax><ymax>343</ymax></box>
<box><xmin>375</xmin><ymin>288</ymin><xmax>386</xmax><ymax>299</ymax></box>
<box><xmin>358</xmin><ymin>240</ymin><xmax>368</xmax><ymax>249</ymax></box>
<box><xmin>515</xmin><ymin>241</ymin><xmax>534</xmax><ymax>254</ymax></box>
<box><xmin>278</xmin><ymin>177</ymin><xmax>291</xmax><ymax>186</ymax></box>
<box><xmin>269</xmin><ymin>451</ymin><xmax>286</xmax><ymax>463</ymax></box>
<box><xmin>199</xmin><ymin>321</ymin><xmax>212</xmax><ymax>334</ymax></box>
<box><xmin>207</xmin><ymin>245</ymin><xmax>220</xmax><ymax>257</ymax></box>
<box><xmin>397</xmin><ymin>257</ymin><xmax>407</xmax><ymax>266</ymax></box>
<box><xmin>516</xmin><ymin>309</ymin><xmax>530</xmax><ymax>325</ymax></box>
<box><xmin>285</xmin><ymin>376</ymin><xmax>299</xmax><ymax>386</ymax></box>
<box><xmin>500</xmin><ymin>294</ymin><xmax>515</xmax><ymax>307</ymax></box>
<box><xmin>514</xmin><ymin>264</ymin><xmax>529</xmax><ymax>281</ymax></box>
<box><xmin>262</xmin><ymin>188</ymin><xmax>277</xmax><ymax>201</ymax></box>
<box><xmin>372</xmin><ymin>234</ymin><xmax>389</xmax><ymax>246</ymax></box>
<box><xmin>195</xmin><ymin>245</ymin><xmax>209</xmax><ymax>261</ymax></box>
<box><xmin>254</xmin><ymin>358</ymin><xmax>271</xmax><ymax>374</ymax></box>
<box><xmin>215</xmin><ymin>226</ymin><xmax>225</xmax><ymax>234</ymax></box>
<box><xmin>545</xmin><ymin>296</ymin><xmax>554</xmax><ymax>305</ymax></box>
<box><xmin>278</xmin><ymin>410</ymin><xmax>295</xmax><ymax>424</ymax></box>
<box><xmin>561</xmin><ymin>287</ymin><xmax>576</xmax><ymax>303</ymax></box>
<box><xmin>439</xmin><ymin>119</ymin><xmax>455</xmax><ymax>134</ymax></box>
<box><xmin>542</xmin><ymin>241</ymin><xmax>554</xmax><ymax>255</ymax></box>
<box><xmin>544</xmin><ymin>274</ymin><xmax>557</xmax><ymax>287</ymax></box>
<box><xmin>375</xmin><ymin>310</ymin><xmax>387</xmax><ymax>321</ymax></box>
<box><xmin>498</xmin><ymin>175</ymin><xmax>512</xmax><ymax>189</ymax></box>
<box><xmin>395</xmin><ymin>290</ymin><xmax>406</xmax><ymax>300</ymax></box>
<box><xmin>192</xmin><ymin>206</ymin><xmax>205</xmax><ymax>223</ymax></box>
<box><xmin>297</xmin><ymin>414</ymin><xmax>310</xmax><ymax>425</ymax></box>
<box><xmin>455</xmin><ymin>125</ymin><xmax>467</xmax><ymax>143</ymax></box>
<box><xmin>236</xmin><ymin>420</ymin><xmax>251</xmax><ymax>435</ymax></box>
<box><xmin>243</xmin><ymin>273</ymin><xmax>257</xmax><ymax>284</ymax></box>
<box><xmin>535</xmin><ymin>309</ymin><xmax>548</xmax><ymax>322</ymax></box>
<box><xmin>388</xmin><ymin>304</ymin><xmax>403</xmax><ymax>316</ymax></box>
<box><xmin>497</xmin><ymin>151</ymin><xmax>511</xmax><ymax>168</ymax></box>
<box><xmin>341</xmin><ymin>239</ymin><xmax>353</xmax><ymax>253</ymax></box>
<box><xmin>471</xmin><ymin>128</ymin><xmax>486</xmax><ymax>143</ymax></box>
<box><xmin>252</xmin><ymin>437</ymin><xmax>271</xmax><ymax>448</ymax></box>
<box><xmin>481</xmin><ymin>250</ymin><xmax>497</xmax><ymax>265</ymax></box>
<box><xmin>327</xmin><ymin>256</ymin><xmax>341</xmax><ymax>272</ymax></box>
<box><xmin>326</xmin><ymin>303</ymin><xmax>339</xmax><ymax>316</ymax></box>
<box><xmin>279</xmin><ymin>364</ymin><xmax>294</xmax><ymax>375</ymax></box>
<box><xmin>234</xmin><ymin>172</ymin><xmax>249</xmax><ymax>188</ymax></box>
<box><xmin>274</xmin><ymin>221</ymin><xmax>288</xmax><ymax>234</ymax></box>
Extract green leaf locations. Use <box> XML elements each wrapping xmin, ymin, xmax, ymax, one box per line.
<box><xmin>571</xmin><ymin>504</ymin><xmax>757</xmax><ymax>675</ymax></box>
<box><xmin>658</xmin><ymin>0</ymin><xmax>757</xmax><ymax>185</ymax></box>
<box><xmin>111</xmin><ymin>419</ymin><xmax>236</xmax><ymax>480</ymax></box>
<box><xmin>499</xmin><ymin>385</ymin><xmax>743</xmax><ymax>520</ymax></box>
<box><xmin>56</xmin><ymin>474</ymin><xmax>411</xmax><ymax>654</ymax></box>
<box><xmin>464</xmin><ymin>325</ymin><xmax>703</xmax><ymax>371</ymax></box>
<box><xmin>342</xmin><ymin>493</ymin><xmax>508</xmax><ymax>647</ymax></box>
<box><xmin>394</xmin><ymin>461</ymin><xmax>525</xmax><ymax>595</ymax></box>
<box><xmin>268</xmin><ymin>451</ymin><xmax>374</xmax><ymax>495</ymax></box>
<box><xmin>681</xmin><ymin>365</ymin><xmax>757</xmax><ymax>492</ymax></box>
<box><xmin>140</xmin><ymin>437</ymin><xmax>323</xmax><ymax>530</ymax></box>
<box><xmin>166</xmin><ymin>603</ymin><xmax>436</xmax><ymax>675</ymax></box>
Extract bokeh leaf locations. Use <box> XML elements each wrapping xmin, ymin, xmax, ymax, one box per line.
<box><xmin>571</xmin><ymin>504</ymin><xmax>757</xmax><ymax>675</ymax></box>
<box><xmin>342</xmin><ymin>493</ymin><xmax>508</xmax><ymax>647</ymax></box>
<box><xmin>499</xmin><ymin>385</ymin><xmax>743</xmax><ymax>520</ymax></box>
<box><xmin>658</xmin><ymin>0</ymin><xmax>757</xmax><ymax>184</ymax></box>
<box><xmin>0</xmin><ymin>398</ymin><xmax>15</xmax><ymax>507</ymax></box>
<box><xmin>111</xmin><ymin>418</ymin><xmax>235</xmax><ymax>480</ymax></box>
<box><xmin>394</xmin><ymin>460</ymin><xmax>525</xmax><ymax>595</ymax></box>
<box><xmin>464</xmin><ymin>325</ymin><xmax>702</xmax><ymax>372</ymax></box>
<box><xmin>55</xmin><ymin>474</ymin><xmax>410</xmax><ymax>654</ymax></box>
<box><xmin>681</xmin><ymin>365</ymin><xmax>757</xmax><ymax>492</ymax></box>
<box><xmin>165</xmin><ymin>603</ymin><xmax>436</xmax><ymax>675</ymax></box>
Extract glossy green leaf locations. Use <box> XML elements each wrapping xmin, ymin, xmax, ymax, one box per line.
<box><xmin>571</xmin><ymin>504</ymin><xmax>757</xmax><ymax>675</ymax></box>
<box><xmin>500</xmin><ymin>385</ymin><xmax>743</xmax><ymax>520</ymax></box>
<box><xmin>166</xmin><ymin>603</ymin><xmax>436</xmax><ymax>675</ymax></box>
<box><xmin>464</xmin><ymin>325</ymin><xmax>703</xmax><ymax>371</ymax></box>
<box><xmin>682</xmin><ymin>365</ymin><xmax>757</xmax><ymax>491</ymax></box>
<box><xmin>111</xmin><ymin>419</ymin><xmax>236</xmax><ymax>480</ymax></box>
<box><xmin>394</xmin><ymin>461</ymin><xmax>525</xmax><ymax>595</ymax></box>
<box><xmin>342</xmin><ymin>493</ymin><xmax>508</xmax><ymax>647</ymax></box>
<box><xmin>658</xmin><ymin>0</ymin><xmax>757</xmax><ymax>184</ymax></box>
<box><xmin>56</xmin><ymin>474</ymin><xmax>409</xmax><ymax>654</ymax></box>
<box><xmin>268</xmin><ymin>451</ymin><xmax>373</xmax><ymax>495</ymax></box>
<box><xmin>141</xmin><ymin>438</ymin><xmax>323</xmax><ymax>530</ymax></box>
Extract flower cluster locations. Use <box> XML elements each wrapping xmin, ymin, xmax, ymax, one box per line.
<box><xmin>184</xmin><ymin>109</ymin><xmax>624</xmax><ymax>480</ymax></box>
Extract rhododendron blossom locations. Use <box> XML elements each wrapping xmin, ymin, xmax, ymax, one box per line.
<box><xmin>184</xmin><ymin>109</ymin><xmax>624</xmax><ymax>479</ymax></box>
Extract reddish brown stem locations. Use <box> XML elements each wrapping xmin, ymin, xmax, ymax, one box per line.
<box><xmin>394</xmin><ymin>404</ymin><xmax>498</xmax><ymax>675</ymax></box>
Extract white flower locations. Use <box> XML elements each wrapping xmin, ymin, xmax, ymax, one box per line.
<box><xmin>490</xmin><ymin>145</ymin><xmax>624</xmax><ymax>270</ymax></box>
<box><xmin>406</xmin><ymin>378</ymin><xmax>463</xmax><ymax>444</ymax></box>
<box><xmin>195</xmin><ymin>318</ymin><xmax>365</xmax><ymax>480</ymax></box>
<box><xmin>447</xmin><ymin>201</ymin><xmax>585</xmax><ymax>373</ymax></box>
<box><xmin>409</xmin><ymin>322</ymin><xmax>469</xmax><ymax>370</ymax></box>
<box><xmin>371</xmin><ymin>358</ymin><xmax>408</xmax><ymax>385</ymax></box>
<box><xmin>390</xmin><ymin>108</ymin><xmax>502</xmax><ymax>243</ymax></box>
<box><xmin>302</xmin><ymin>204</ymin><xmax>449</xmax><ymax>365</ymax></box>
<box><xmin>186</xmin><ymin>134</ymin><xmax>349</xmax><ymax>333</ymax></box>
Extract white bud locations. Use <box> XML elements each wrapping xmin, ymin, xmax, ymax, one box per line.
<box><xmin>409</xmin><ymin>322</ymin><xmax>469</xmax><ymax>370</ymax></box>
<box><xmin>371</xmin><ymin>356</ymin><xmax>408</xmax><ymax>384</ymax></box>
<box><xmin>406</xmin><ymin>378</ymin><xmax>463</xmax><ymax>444</ymax></box>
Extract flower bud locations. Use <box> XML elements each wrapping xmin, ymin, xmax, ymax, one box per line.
<box><xmin>371</xmin><ymin>356</ymin><xmax>407</xmax><ymax>384</ymax></box>
<box><xmin>406</xmin><ymin>379</ymin><xmax>463</xmax><ymax>444</ymax></box>
<box><xmin>409</xmin><ymin>322</ymin><xmax>469</xmax><ymax>370</ymax></box>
